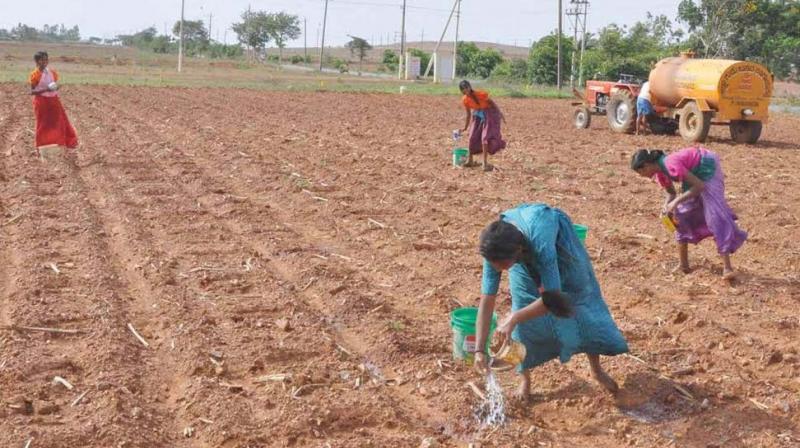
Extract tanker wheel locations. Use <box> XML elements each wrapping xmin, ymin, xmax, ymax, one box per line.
<box><xmin>606</xmin><ymin>90</ymin><xmax>636</xmax><ymax>134</ymax></box>
<box><xmin>574</xmin><ymin>106</ymin><xmax>591</xmax><ymax>129</ymax></box>
<box><xmin>729</xmin><ymin>120</ymin><xmax>762</xmax><ymax>144</ymax></box>
<box><xmin>679</xmin><ymin>102</ymin><xmax>712</xmax><ymax>143</ymax></box>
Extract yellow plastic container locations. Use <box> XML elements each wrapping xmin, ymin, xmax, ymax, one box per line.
<box><xmin>661</xmin><ymin>215</ymin><xmax>678</xmax><ymax>233</ymax></box>
<box><xmin>489</xmin><ymin>340</ymin><xmax>526</xmax><ymax>371</ymax></box>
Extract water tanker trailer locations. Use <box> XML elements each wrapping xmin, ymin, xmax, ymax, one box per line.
<box><xmin>573</xmin><ymin>53</ymin><xmax>773</xmax><ymax>144</ymax></box>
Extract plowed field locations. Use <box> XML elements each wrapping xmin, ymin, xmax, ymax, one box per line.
<box><xmin>1</xmin><ymin>84</ymin><xmax>799</xmax><ymax>447</ymax></box>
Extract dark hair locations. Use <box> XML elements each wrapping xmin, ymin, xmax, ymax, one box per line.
<box><xmin>459</xmin><ymin>79</ymin><xmax>481</xmax><ymax>108</ymax></box>
<box><xmin>479</xmin><ymin>220</ymin><xmax>526</xmax><ymax>261</ymax></box>
<box><xmin>34</xmin><ymin>51</ymin><xmax>48</xmax><ymax>62</ymax></box>
<box><xmin>480</xmin><ymin>220</ymin><xmax>575</xmax><ymax>318</ymax></box>
<box><xmin>541</xmin><ymin>291</ymin><xmax>574</xmax><ymax>318</ymax></box>
<box><xmin>630</xmin><ymin>149</ymin><xmax>665</xmax><ymax>170</ymax></box>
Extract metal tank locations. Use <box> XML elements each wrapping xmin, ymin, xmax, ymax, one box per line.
<box><xmin>647</xmin><ymin>54</ymin><xmax>773</xmax><ymax>143</ymax></box>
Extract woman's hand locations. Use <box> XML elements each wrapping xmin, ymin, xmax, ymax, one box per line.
<box><xmin>473</xmin><ymin>352</ymin><xmax>489</xmax><ymax>375</ymax></box>
<box><xmin>495</xmin><ymin>313</ymin><xmax>518</xmax><ymax>348</ymax></box>
<box><xmin>664</xmin><ymin>199</ymin><xmax>679</xmax><ymax>215</ymax></box>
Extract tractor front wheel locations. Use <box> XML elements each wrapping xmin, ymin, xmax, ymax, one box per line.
<box><xmin>678</xmin><ymin>102</ymin><xmax>712</xmax><ymax>143</ymax></box>
<box><xmin>574</xmin><ymin>107</ymin><xmax>591</xmax><ymax>129</ymax></box>
<box><xmin>729</xmin><ymin>120</ymin><xmax>762</xmax><ymax>144</ymax></box>
<box><xmin>606</xmin><ymin>91</ymin><xmax>636</xmax><ymax>134</ymax></box>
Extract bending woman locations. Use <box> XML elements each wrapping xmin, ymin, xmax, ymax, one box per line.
<box><xmin>631</xmin><ymin>147</ymin><xmax>747</xmax><ymax>280</ymax></box>
<box><xmin>458</xmin><ymin>80</ymin><xmax>506</xmax><ymax>171</ymax></box>
<box><xmin>473</xmin><ymin>203</ymin><xmax>628</xmax><ymax>401</ymax></box>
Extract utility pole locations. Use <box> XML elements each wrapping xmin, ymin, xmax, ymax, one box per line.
<box><xmin>178</xmin><ymin>0</ymin><xmax>185</xmax><ymax>72</ymax></box>
<box><xmin>420</xmin><ymin>29</ymin><xmax>424</xmax><ymax>50</ymax></box>
<box><xmin>557</xmin><ymin>0</ymin><xmax>562</xmax><ymax>89</ymax></box>
<box><xmin>304</xmin><ymin>18</ymin><xmax>308</xmax><ymax>64</ymax></box>
<box><xmin>452</xmin><ymin>0</ymin><xmax>460</xmax><ymax>81</ymax></box>
<box><xmin>208</xmin><ymin>13</ymin><xmax>213</xmax><ymax>42</ymax></box>
<box><xmin>423</xmin><ymin>0</ymin><xmax>459</xmax><ymax>78</ymax></box>
<box><xmin>319</xmin><ymin>0</ymin><xmax>329</xmax><ymax>71</ymax></box>
<box><xmin>578</xmin><ymin>1</ymin><xmax>589</xmax><ymax>87</ymax></box>
<box><xmin>567</xmin><ymin>0</ymin><xmax>589</xmax><ymax>88</ymax></box>
<box><xmin>399</xmin><ymin>0</ymin><xmax>407</xmax><ymax>79</ymax></box>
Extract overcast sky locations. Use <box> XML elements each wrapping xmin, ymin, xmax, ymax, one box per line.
<box><xmin>0</xmin><ymin>0</ymin><xmax>683</xmax><ymax>47</ymax></box>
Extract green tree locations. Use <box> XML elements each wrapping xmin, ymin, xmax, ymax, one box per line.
<box><xmin>116</xmin><ymin>27</ymin><xmax>157</xmax><ymax>48</ymax></box>
<box><xmin>11</xmin><ymin>23</ymin><xmax>39</xmax><ymax>41</ymax></box>
<box><xmin>266</xmin><ymin>12</ymin><xmax>301</xmax><ymax>63</ymax></box>
<box><xmin>232</xmin><ymin>10</ymin><xmax>271</xmax><ymax>59</ymax></box>
<box><xmin>346</xmin><ymin>35</ymin><xmax>373</xmax><ymax>74</ymax></box>
<box><xmin>456</xmin><ymin>41</ymin><xmax>481</xmax><ymax>77</ymax></box>
<box><xmin>471</xmin><ymin>48</ymin><xmax>504</xmax><ymax>78</ymax></box>
<box><xmin>381</xmin><ymin>49</ymin><xmax>399</xmax><ymax>72</ymax></box>
<box><xmin>491</xmin><ymin>58</ymin><xmax>529</xmax><ymax>82</ymax></box>
<box><xmin>173</xmin><ymin>20</ymin><xmax>209</xmax><ymax>56</ymax></box>
<box><xmin>528</xmin><ymin>33</ymin><xmax>574</xmax><ymax>85</ymax></box>
<box><xmin>677</xmin><ymin>0</ymin><xmax>749</xmax><ymax>57</ymax></box>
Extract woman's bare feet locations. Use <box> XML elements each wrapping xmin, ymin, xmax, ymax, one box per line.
<box><xmin>513</xmin><ymin>371</ymin><xmax>531</xmax><ymax>403</ymax></box>
<box><xmin>672</xmin><ymin>264</ymin><xmax>691</xmax><ymax>274</ymax></box>
<box><xmin>588</xmin><ymin>354</ymin><xmax>619</xmax><ymax>395</ymax></box>
<box><xmin>483</xmin><ymin>163</ymin><xmax>494</xmax><ymax>172</ymax></box>
<box><xmin>591</xmin><ymin>369</ymin><xmax>620</xmax><ymax>395</ymax></box>
<box><xmin>722</xmin><ymin>269</ymin><xmax>737</xmax><ymax>282</ymax></box>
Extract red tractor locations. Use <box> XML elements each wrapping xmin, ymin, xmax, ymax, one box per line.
<box><xmin>572</xmin><ymin>74</ymin><xmax>677</xmax><ymax>135</ymax></box>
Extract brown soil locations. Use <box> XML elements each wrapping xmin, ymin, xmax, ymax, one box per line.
<box><xmin>1</xmin><ymin>85</ymin><xmax>799</xmax><ymax>447</ymax></box>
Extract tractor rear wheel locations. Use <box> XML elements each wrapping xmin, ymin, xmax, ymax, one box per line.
<box><xmin>606</xmin><ymin>90</ymin><xmax>636</xmax><ymax>134</ymax></box>
<box><xmin>729</xmin><ymin>120</ymin><xmax>762</xmax><ymax>144</ymax></box>
<box><xmin>574</xmin><ymin>106</ymin><xmax>591</xmax><ymax>129</ymax></box>
<box><xmin>647</xmin><ymin>116</ymin><xmax>678</xmax><ymax>135</ymax></box>
<box><xmin>678</xmin><ymin>102</ymin><xmax>712</xmax><ymax>143</ymax></box>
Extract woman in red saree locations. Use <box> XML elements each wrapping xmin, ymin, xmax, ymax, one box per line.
<box><xmin>29</xmin><ymin>51</ymin><xmax>78</xmax><ymax>152</ymax></box>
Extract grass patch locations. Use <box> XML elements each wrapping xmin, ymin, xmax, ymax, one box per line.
<box><xmin>0</xmin><ymin>59</ymin><xmax>572</xmax><ymax>99</ymax></box>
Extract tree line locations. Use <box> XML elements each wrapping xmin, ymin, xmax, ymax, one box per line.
<box><xmin>0</xmin><ymin>23</ymin><xmax>81</xmax><ymax>42</ymax></box>
<box><xmin>525</xmin><ymin>0</ymin><xmax>799</xmax><ymax>85</ymax></box>
<box><xmin>3</xmin><ymin>1</ymin><xmax>797</xmax><ymax>82</ymax></box>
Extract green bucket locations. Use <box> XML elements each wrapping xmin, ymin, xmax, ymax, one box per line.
<box><xmin>573</xmin><ymin>224</ymin><xmax>588</xmax><ymax>243</ymax></box>
<box><xmin>452</xmin><ymin>148</ymin><xmax>469</xmax><ymax>167</ymax></box>
<box><xmin>450</xmin><ymin>307</ymin><xmax>497</xmax><ymax>365</ymax></box>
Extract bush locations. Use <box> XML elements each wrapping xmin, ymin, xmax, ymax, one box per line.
<box><xmin>382</xmin><ymin>49</ymin><xmax>399</xmax><ymax>72</ymax></box>
<box><xmin>208</xmin><ymin>43</ymin><xmax>244</xmax><ymax>59</ymax></box>
<box><xmin>491</xmin><ymin>58</ymin><xmax>529</xmax><ymax>82</ymax></box>
<box><xmin>331</xmin><ymin>57</ymin><xmax>349</xmax><ymax>73</ymax></box>
<box><xmin>290</xmin><ymin>55</ymin><xmax>305</xmax><ymax>64</ymax></box>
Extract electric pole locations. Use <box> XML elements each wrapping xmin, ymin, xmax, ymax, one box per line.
<box><xmin>578</xmin><ymin>1</ymin><xmax>589</xmax><ymax>87</ymax></box>
<box><xmin>452</xmin><ymin>0</ymin><xmax>461</xmax><ymax>81</ymax></box>
<box><xmin>208</xmin><ymin>13</ymin><xmax>212</xmax><ymax>42</ymax></box>
<box><xmin>304</xmin><ymin>18</ymin><xmax>308</xmax><ymax>64</ymax></box>
<box><xmin>557</xmin><ymin>0</ymin><xmax>562</xmax><ymax>89</ymax></box>
<box><xmin>567</xmin><ymin>0</ymin><xmax>589</xmax><ymax>88</ymax></box>
<box><xmin>319</xmin><ymin>0</ymin><xmax>329</xmax><ymax>71</ymax></box>
<box><xmin>399</xmin><ymin>0</ymin><xmax>407</xmax><ymax>79</ymax></box>
<box><xmin>178</xmin><ymin>0</ymin><xmax>185</xmax><ymax>72</ymax></box>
